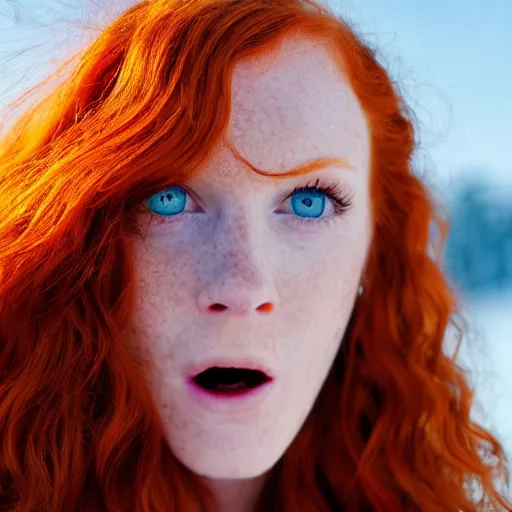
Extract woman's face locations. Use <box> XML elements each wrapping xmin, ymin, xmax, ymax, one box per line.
<box><xmin>126</xmin><ymin>36</ymin><xmax>371</xmax><ymax>481</ymax></box>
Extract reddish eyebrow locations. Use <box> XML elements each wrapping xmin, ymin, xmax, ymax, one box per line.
<box><xmin>226</xmin><ymin>139</ymin><xmax>354</xmax><ymax>178</ymax></box>
<box><xmin>280</xmin><ymin>156</ymin><xmax>354</xmax><ymax>177</ymax></box>
<box><xmin>243</xmin><ymin>155</ymin><xmax>355</xmax><ymax>179</ymax></box>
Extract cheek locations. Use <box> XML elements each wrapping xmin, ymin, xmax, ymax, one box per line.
<box><xmin>278</xmin><ymin>224</ymin><xmax>368</xmax><ymax>363</ymax></box>
<box><xmin>282</xmin><ymin>224</ymin><xmax>368</xmax><ymax>314</ymax></box>
<box><xmin>124</xmin><ymin>243</ymin><xmax>193</xmax><ymax>375</ymax></box>
<box><xmin>283</xmin><ymin>253</ymin><xmax>361</xmax><ymax>345</ymax></box>
<box><xmin>130</xmin><ymin>236</ymin><xmax>198</xmax><ymax>315</ymax></box>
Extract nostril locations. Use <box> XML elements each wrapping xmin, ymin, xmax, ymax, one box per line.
<box><xmin>208</xmin><ymin>303</ymin><xmax>273</xmax><ymax>313</ymax></box>
<box><xmin>209</xmin><ymin>303</ymin><xmax>227</xmax><ymax>311</ymax></box>
<box><xmin>258</xmin><ymin>302</ymin><xmax>273</xmax><ymax>313</ymax></box>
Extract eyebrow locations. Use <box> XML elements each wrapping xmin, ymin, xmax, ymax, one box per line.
<box><xmin>227</xmin><ymin>141</ymin><xmax>354</xmax><ymax>178</ymax></box>
<box><xmin>245</xmin><ymin>155</ymin><xmax>355</xmax><ymax>180</ymax></box>
<box><xmin>281</xmin><ymin>156</ymin><xmax>354</xmax><ymax>177</ymax></box>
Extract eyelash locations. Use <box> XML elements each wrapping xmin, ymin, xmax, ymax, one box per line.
<box><xmin>145</xmin><ymin>178</ymin><xmax>353</xmax><ymax>226</ymax></box>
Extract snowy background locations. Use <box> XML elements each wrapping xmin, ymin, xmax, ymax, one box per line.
<box><xmin>1</xmin><ymin>0</ymin><xmax>511</xmax><ymax>483</ymax></box>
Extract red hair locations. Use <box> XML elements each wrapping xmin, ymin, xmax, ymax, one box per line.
<box><xmin>0</xmin><ymin>0</ymin><xmax>510</xmax><ymax>510</ymax></box>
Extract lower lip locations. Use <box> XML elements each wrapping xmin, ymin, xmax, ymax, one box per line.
<box><xmin>185</xmin><ymin>378</ymin><xmax>275</xmax><ymax>414</ymax></box>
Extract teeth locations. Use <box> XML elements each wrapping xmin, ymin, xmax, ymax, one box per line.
<box><xmin>215</xmin><ymin>381</ymin><xmax>248</xmax><ymax>391</ymax></box>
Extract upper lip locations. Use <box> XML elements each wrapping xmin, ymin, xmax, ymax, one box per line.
<box><xmin>185</xmin><ymin>355</ymin><xmax>277</xmax><ymax>380</ymax></box>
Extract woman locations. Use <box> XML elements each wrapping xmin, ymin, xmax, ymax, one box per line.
<box><xmin>0</xmin><ymin>0</ymin><xmax>509</xmax><ymax>511</ymax></box>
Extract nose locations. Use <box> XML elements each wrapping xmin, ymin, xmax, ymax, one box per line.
<box><xmin>197</xmin><ymin>254</ymin><xmax>278</xmax><ymax>315</ymax></box>
<box><xmin>196</xmin><ymin>226</ymin><xmax>279</xmax><ymax>316</ymax></box>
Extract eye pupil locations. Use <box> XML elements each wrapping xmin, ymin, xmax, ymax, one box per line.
<box><xmin>161</xmin><ymin>192</ymin><xmax>173</xmax><ymax>204</ymax></box>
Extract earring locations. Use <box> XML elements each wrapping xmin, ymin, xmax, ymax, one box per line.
<box><xmin>358</xmin><ymin>284</ymin><xmax>364</xmax><ymax>297</ymax></box>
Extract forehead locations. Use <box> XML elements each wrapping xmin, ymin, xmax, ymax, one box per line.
<box><xmin>226</xmin><ymin>35</ymin><xmax>370</xmax><ymax>175</ymax></box>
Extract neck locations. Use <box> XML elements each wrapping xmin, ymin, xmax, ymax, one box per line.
<box><xmin>206</xmin><ymin>472</ymin><xmax>269</xmax><ymax>512</ymax></box>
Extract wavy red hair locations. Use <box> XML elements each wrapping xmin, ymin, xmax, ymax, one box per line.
<box><xmin>0</xmin><ymin>0</ymin><xmax>510</xmax><ymax>511</ymax></box>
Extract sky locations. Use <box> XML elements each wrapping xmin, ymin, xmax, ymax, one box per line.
<box><xmin>1</xmin><ymin>0</ymin><xmax>511</xmax><ymax>472</ymax></box>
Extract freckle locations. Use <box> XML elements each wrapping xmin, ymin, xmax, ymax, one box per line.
<box><xmin>232</xmin><ymin>209</ymin><xmax>251</xmax><ymax>238</ymax></box>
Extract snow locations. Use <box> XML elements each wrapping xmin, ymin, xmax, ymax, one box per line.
<box><xmin>455</xmin><ymin>292</ymin><xmax>512</xmax><ymax>467</ymax></box>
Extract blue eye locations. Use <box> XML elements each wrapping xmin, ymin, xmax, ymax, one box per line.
<box><xmin>287</xmin><ymin>179</ymin><xmax>352</xmax><ymax>222</ymax></box>
<box><xmin>145</xmin><ymin>186</ymin><xmax>187</xmax><ymax>217</ymax></box>
<box><xmin>290</xmin><ymin>188</ymin><xmax>326</xmax><ymax>219</ymax></box>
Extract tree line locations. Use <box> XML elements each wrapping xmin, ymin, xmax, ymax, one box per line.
<box><xmin>443</xmin><ymin>179</ymin><xmax>512</xmax><ymax>295</ymax></box>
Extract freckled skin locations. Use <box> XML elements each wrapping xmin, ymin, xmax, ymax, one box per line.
<box><xmin>126</xmin><ymin>35</ymin><xmax>371</xmax><ymax>511</ymax></box>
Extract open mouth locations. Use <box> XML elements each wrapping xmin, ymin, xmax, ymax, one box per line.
<box><xmin>192</xmin><ymin>367</ymin><xmax>272</xmax><ymax>394</ymax></box>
